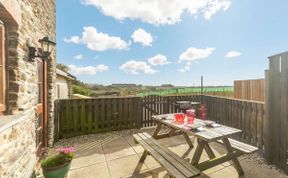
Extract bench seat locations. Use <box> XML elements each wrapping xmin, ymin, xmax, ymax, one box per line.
<box><xmin>217</xmin><ymin>138</ymin><xmax>258</xmax><ymax>154</ymax></box>
<box><xmin>133</xmin><ymin>132</ymin><xmax>200</xmax><ymax>178</ymax></box>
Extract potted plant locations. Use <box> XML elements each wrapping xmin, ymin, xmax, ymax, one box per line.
<box><xmin>41</xmin><ymin>147</ymin><xmax>75</xmax><ymax>178</ymax></box>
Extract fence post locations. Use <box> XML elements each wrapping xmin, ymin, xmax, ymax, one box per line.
<box><xmin>54</xmin><ymin>100</ymin><xmax>59</xmax><ymax>143</ymax></box>
<box><xmin>163</xmin><ymin>96</ymin><xmax>169</xmax><ymax>114</ymax></box>
<box><xmin>201</xmin><ymin>76</ymin><xmax>203</xmax><ymax>103</ymax></box>
<box><xmin>137</xmin><ymin>97</ymin><xmax>143</xmax><ymax>128</ymax></box>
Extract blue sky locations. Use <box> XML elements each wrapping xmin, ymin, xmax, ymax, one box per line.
<box><xmin>57</xmin><ymin>0</ymin><xmax>288</xmax><ymax>86</ymax></box>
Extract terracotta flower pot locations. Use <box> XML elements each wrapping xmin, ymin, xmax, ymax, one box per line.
<box><xmin>42</xmin><ymin>161</ymin><xmax>71</xmax><ymax>178</ymax></box>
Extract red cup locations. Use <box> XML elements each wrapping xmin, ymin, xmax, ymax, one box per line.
<box><xmin>186</xmin><ymin>109</ymin><xmax>195</xmax><ymax>124</ymax></box>
<box><xmin>174</xmin><ymin>113</ymin><xmax>185</xmax><ymax>123</ymax></box>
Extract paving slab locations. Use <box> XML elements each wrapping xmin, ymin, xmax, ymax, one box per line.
<box><xmin>103</xmin><ymin>144</ymin><xmax>137</xmax><ymax>161</ymax></box>
<box><xmin>49</xmin><ymin>128</ymin><xmax>288</xmax><ymax>178</ymax></box>
<box><xmin>68</xmin><ymin>162</ymin><xmax>110</xmax><ymax>178</ymax></box>
<box><xmin>107</xmin><ymin>154</ymin><xmax>147</xmax><ymax>178</ymax></box>
<box><xmin>71</xmin><ymin>152</ymin><xmax>106</xmax><ymax>169</ymax></box>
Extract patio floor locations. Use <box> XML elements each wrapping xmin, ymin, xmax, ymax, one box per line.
<box><xmin>47</xmin><ymin>128</ymin><xmax>287</xmax><ymax>178</ymax></box>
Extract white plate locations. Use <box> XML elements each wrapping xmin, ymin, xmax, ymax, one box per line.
<box><xmin>187</xmin><ymin>123</ymin><xmax>202</xmax><ymax>129</ymax></box>
<box><xmin>202</xmin><ymin>120</ymin><xmax>216</xmax><ymax>126</ymax></box>
<box><xmin>210</xmin><ymin>123</ymin><xmax>221</xmax><ymax>128</ymax></box>
<box><xmin>196</xmin><ymin>127</ymin><xmax>206</xmax><ymax>132</ymax></box>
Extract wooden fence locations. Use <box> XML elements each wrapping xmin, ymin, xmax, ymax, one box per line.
<box><xmin>55</xmin><ymin>94</ymin><xmax>265</xmax><ymax>150</ymax></box>
<box><xmin>55</xmin><ymin>95</ymin><xmax>200</xmax><ymax>139</ymax></box>
<box><xmin>265</xmin><ymin>52</ymin><xmax>288</xmax><ymax>172</ymax></box>
<box><xmin>234</xmin><ymin>79</ymin><xmax>265</xmax><ymax>101</ymax></box>
<box><xmin>54</xmin><ymin>97</ymin><xmax>142</xmax><ymax>139</ymax></box>
<box><xmin>202</xmin><ymin>95</ymin><xmax>265</xmax><ymax>149</ymax></box>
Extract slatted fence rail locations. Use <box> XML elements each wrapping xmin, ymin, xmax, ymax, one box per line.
<box><xmin>202</xmin><ymin>95</ymin><xmax>265</xmax><ymax>149</ymax></box>
<box><xmin>55</xmin><ymin>97</ymin><xmax>142</xmax><ymax>139</ymax></box>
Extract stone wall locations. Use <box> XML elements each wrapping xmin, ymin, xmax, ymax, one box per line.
<box><xmin>0</xmin><ymin>109</ymin><xmax>36</xmax><ymax>178</ymax></box>
<box><xmin>3</xmin><ymin>0</ymin><xmax>56</xmax><ymax>143</ymax></box>
<box><xmin>0</xmin><ymin>0</ymin><xmax>56</xmax><ymax>177</ymax></box>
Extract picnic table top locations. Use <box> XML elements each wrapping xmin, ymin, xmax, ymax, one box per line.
<box><xmin>152</xmin><ymin>114</ymin><xmax>242</xmax><ymax>142</ymax></box>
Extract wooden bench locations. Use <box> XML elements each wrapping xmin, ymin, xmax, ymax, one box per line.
<box><xmin>133</xmin><ymin>132</ymin><xmax>200</xmax><ymax>178</ymax></box>
<box><xmin>217</xmin><ymin>138</ymin><xmax>258</xmax><ymax>154</ymax></box>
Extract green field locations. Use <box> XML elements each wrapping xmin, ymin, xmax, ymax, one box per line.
<box><xmin>137</xmin><ymin>86</ymin><xmax>233</xmax><ymax>97</ymax></box>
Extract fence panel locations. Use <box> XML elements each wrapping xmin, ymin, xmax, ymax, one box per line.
<box><xmin>202</xmin><ymin>95</ymin><xmax>265</xmax><ymax>149</ymax></box>
<box><xmin>55</xmin><ymin>97</ymin><xmax>142</xmax><ymax>139</ymax></box>
<box><xmin>234</xmin><ymin>79</ymin><xmax>265</xmax><ymax>101</ymax></box>
<box><xmin>265</xmin><ymin>52</ymin><xmax>288</xmax><ymax>173</ymax></box>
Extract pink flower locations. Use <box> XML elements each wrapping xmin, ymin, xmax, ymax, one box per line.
<box><xmin>56</xmin><ymin>147</ymin><xmax>75</xmax><ymax>154</ymax></box>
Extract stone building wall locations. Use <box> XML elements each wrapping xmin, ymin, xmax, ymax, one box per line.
<box><xmin>0</xmin><ymin>109</ymin><xmax>37</xmax><ymax>178</ymax></box>
<box><xmin>0</xmin><ymin>0</ymin><xmax>56</xmax><ymax>177</ymax></box>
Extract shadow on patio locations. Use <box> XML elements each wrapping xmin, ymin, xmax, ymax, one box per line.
<box><xmin>47</xmin><ymin>128</ymin><xmax>286</xmax><ymax>178</ymax></box>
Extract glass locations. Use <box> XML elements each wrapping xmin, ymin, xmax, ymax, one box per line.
<box><xmin>186</xmin><ymin>109</ymin><xmax>195</xmax><ymax>124</ymax></box>
<box><xmin>0</xmin><ymin>23</ymin><xmax>4</xmax><ymax>105</ymax></box>
<box><xmin>37</xmin><ymin>60</ymin><xmax>43</xmax><ymax>104</ymax></box>
<box><xmin>174</xmin><ymin>113</ymin><xmax>185</xmax><ymax>123</ymax></box>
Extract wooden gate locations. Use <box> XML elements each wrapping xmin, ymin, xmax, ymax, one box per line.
<box><xmin>142</xmin><ymin>95</ymin><xmax>166</xmax><ymax>127</ymax></box>
<box><xmin>265</xmin><ymin>51</ymin><xmax>288</xmax><ymax>172</ymax></box>
<box><xmin>141</xmin><ymin>95</ymin><xmax>201</xmax><ymax>127</ymax></box>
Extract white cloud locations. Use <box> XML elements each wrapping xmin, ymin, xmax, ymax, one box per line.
<box><xmin>179</xmin><ymin>47</ymin><xmax>215</xmax><ymax>63</ymax></box>
<box><xmin>202</xmin><ymin>0</ymin><xmax>231</xmax><ymax>20</ymax></box>
<box><xmin>131</xmin><ymin>28</ymin><xmax>154</xmax><ymax>46</ymax></box>
<box><xmin>81</xmin><ymin>0</ymin><xmax>231</xmax><ymax>25</ymax></box>
<box><xmin>119</xmin><ymin>60</ymin><xmax>157</xmax><ymax>75</ymax></box>
<box><xmin>74</xmin><ymin>54</ymin><xmax>83</xmax><ymax>60</ymax></box>
<box><xmin>64</xmin><ymin>26</ymin><xmax>129</xmax><ymax>51</ymax></box>
<box><xmin>178</xmin><ymin>66</ymin><xmax>191</xmax><ymax>72</ymax></box>
<box><xmin>68</xmin><ymin>64</ymin><xmax>108</xmax><ymax>75</ymax></box>
<box><xmin>225</xmin><ymin>51</ymin><xmax>241</xmax><ymax>58</ymax></box>
<box><xmin>148</xmin><ymin>54</ymin><xmax>170</xmax><ymax>66</ymax></box>
<box><xmin>64</xmin><ymin>36</ymin><xmax>80</xmax><ymax>43</ymax></box>
<box><xmin>178</xmin><ymin>62</ymin><xmax>192</xmax><ymax>72</ymax></box>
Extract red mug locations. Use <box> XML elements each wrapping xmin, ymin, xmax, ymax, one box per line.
<box><xmin>174</xmin><ymin>113</ymin><xmax>185</xmax><ymax>123</ymax></box>
<box><xmin>186</xmin><ymin>109</ymin><xmax>195</xmax><ymax>124</ymax></box>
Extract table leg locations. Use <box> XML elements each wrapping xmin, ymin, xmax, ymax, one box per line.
<box><xmin>222</xmin><ymin>138</ymin><xmax>244</xmax><ymax>176</ymax></box>
<box><xmin>168</xmin><ymin>128</ymin><xmax>176</xmax><ymax>136</ymax></box>
<box><xmin>152</xmin><ymin>122</ymin><xmax>162</xmax><ymax>139</ymax></box>
<box><xmin>204</xmin><ymin>143</ymin><xmax>216</xmax><ymax>159</ymax></box>
<box><xmin>191</xmin><ymin>139</ymin><xmax>205</xmax><ymax>165</ymax></box>
<box><xmin>183</xmin><ymin>133</ymin><xmax>194</xmax><ymax>148</ymax></box>
<box><xmin>133</xmin><ymin>151</ymin><xmax>148</xmax><ymax>176</ymax></box>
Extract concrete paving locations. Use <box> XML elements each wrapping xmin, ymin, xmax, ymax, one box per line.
<box><xmin>48</xmin><ymin>128</ymin><xmax>287</xmax><ymax>178</ymax></box>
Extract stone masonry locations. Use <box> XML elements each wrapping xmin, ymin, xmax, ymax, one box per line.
<box><xmin>0</xmin><ymin>109</ymin><xmax>36</xmax><ymax>178</ymax></box>
<box><xmin>0</xmin><ymin>0</ymin><xmax>56</xmax><ymax>177</ymax></box>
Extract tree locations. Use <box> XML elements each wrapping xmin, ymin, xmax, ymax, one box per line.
<box><xmin>57</xmin><ymin>63</ymin><xmax>70</xmax><ymax>73</ymax></box>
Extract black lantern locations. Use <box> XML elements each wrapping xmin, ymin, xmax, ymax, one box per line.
<box><xmin>29</xmin><ymin>36</ymin><xmax>56</xmax><ymax>60</ymax></box>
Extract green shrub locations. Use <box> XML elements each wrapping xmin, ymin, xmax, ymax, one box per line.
<box><xmin>41</xmin><ymin>147</ymin><xmax>75</xmax><ymax>168</ymax></box>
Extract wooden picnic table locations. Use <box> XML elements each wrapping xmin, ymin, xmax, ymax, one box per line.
<box><xmin>152</xmin><ymin>114</ymin><xmax>257</xmax><ymax>176</ymax></box>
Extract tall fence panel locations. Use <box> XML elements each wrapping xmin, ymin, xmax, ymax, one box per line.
<box><xmin>55</xmin><ymin>97</ymin><xmax>142</xmax><ymax>139</ymax></box>
<box><xmin>265</xmin><ymin>52</ymin><xmax>288</xmax><ymax>173</ymax></box>
<box><xmin>202</xmin><ymin>95</ymin><xmax>265</xmax><ymax>149</ymax></box>
<box><xmin>234</xmin><ymin>79</ymin><xmax>265</xmax><ymax>101</ymax></box>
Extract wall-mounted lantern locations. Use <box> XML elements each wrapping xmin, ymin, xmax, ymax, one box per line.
<box><xmin>29</xmin><ymin>36</ymin><xmax>56</xmax><ymax>61</ymax></box>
